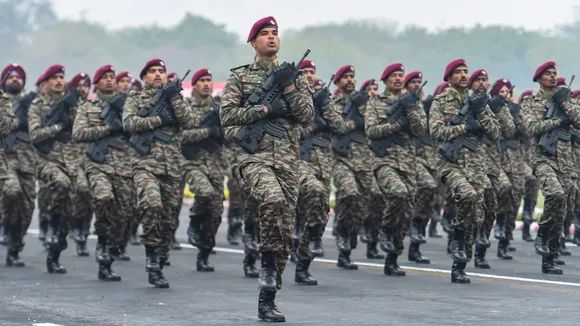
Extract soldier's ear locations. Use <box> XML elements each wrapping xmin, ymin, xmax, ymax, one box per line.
<box><xmin>250</xmin><ymin>40</ymin><xmax>257</xmax><ymax>49</ymax></box>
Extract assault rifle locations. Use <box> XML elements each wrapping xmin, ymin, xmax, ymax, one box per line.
<box><xmin>368</xmin><ymin>81</ymin><xmax>427</xmax><ymax>157</ymax></box>
<box><xmin>181</xmin><ymin>96</ymin><xmax>222</xmax><ymax>160</ymax></box>
<box><xmin>299</xmin><ymin>75</ymin><xmax>334</xmax><ymax>162</ymax></box>
<box><xmin>299</xmin><ymin>136</ymin><xmax>329</xmax><ymax>162</ymax></box>
<box><xmin>4</xmin><ymin>91</ymin><xmax>36</xmax><ymax>153</ymax></box>
<box><xmin>85</xmin><ymin>93</ymin><xmax>127</xmax><ymax>163</ymax></box>
<box><xmin>330</xmin><ymin>84</ymin><xmax>369</xmax><ymax>157</ymax></box>
<box><xmin>129</xmin><ymin>70</ymin><xmax>190</xmax><ymax>156</ymax></box>
<box><xmin>234</xmin><ymin>49</ymin><xmax>310</xmax><ymax>154</ymax></box>
<box><xmin>499</xmin><ymin>139</ymin><xmax>518</xmax><ymax>161</ymax></box>
<box><xmin>538</xmin><ymin>75</ymin><xmax>575</xmax><ymax>156</ymax></box>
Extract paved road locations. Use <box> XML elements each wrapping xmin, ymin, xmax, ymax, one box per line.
<box><xmin>1</xmin><ymin>203</ymin><xmax>579</xmax><ymax>325</ymax></box>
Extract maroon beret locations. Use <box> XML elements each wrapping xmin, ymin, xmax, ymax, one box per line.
<box><xmin>247</xmin><ymin>16</ymin><xmax>278</xmax><ymax>43</ymax></box>
<box><xmin>191</xmin><ymin>68</ymin><xmax>212</xmax><ymax>85</ymax></box>
<box><xmin>140</xmin><ymin>58</ymin><xmax>166</xmax><ymax>80</ymax></box>
<box><xmin>333</xmin><ymin>65</ymin><xmax>355</xmax><ymax>84</ymax></box>
<box><xmin>299</xmin><ymin>60</ymin><xmax>315</xmax><ymax>70</ymax></box>
<box><xmin>42</xmin><ymin>64</ymin><xmax>65</xmax><ymax>82</ymax></box>
<box><xmin>433</xmin><ymin>82</ymin><xmax>450</xmax><ymax>96</ymax></box>
<box><xmin>533</xmin><ymin>61</ymin><xmax>556</xmax><ymax>82</ymax></box>
<box><xmin>35</xmin><ymin>73</ymin><xmax>45</xmax><ymax>87</ymax></box>
<box><xmin>572</xmin><ymin>90</ymin><xmax>580</xmax><ymax>98</ymax></box>
<box><xmin>68</xmin><ymin>72</ymin><xmax>91</xmax><ymax>90</ymax></box>
<box><xmin>167</xmin><ymin>72</ymin><xmax>178</xmax><ymax>80</ymax></box>
<box><xmin>131</xmin><ymin>79</ymin><xmax>142</xmax><ymax>91</ymax></box>
<box><xmin>115</xmin><ymin>71</ymin><xmax>132</xmax><ymax>82</ymax></box>
<box><xmin>404</xmin><ymin>71</ymin><xmax>422</xmax><ymax>86</ymax></box>
<box><xmin>518</xmin><ymin>90</ymin><xmax>534</xmax><ymax>103</ymax></box>
<box><xmin>1</xmin><ymin>63</ymin><xmax>26</xmax><ymax>87</ymax></box>
<box><xmin>313</xmin><ymin>79</ymin><xmax>324</xmax><ymax>87</ymax></box>
<box><xmin>360</xmin><ymin>79</ymin><xmax>378</xmax><ymax>91</ymax></box>
<box><xmin>556</xmin><ymin>77</ymin><xmax>567</xmax><ymax>86</ymax></box>
<box><xmin>380</xmin><ymin>63</ymin><xmax>405</xmax><ymax>81</ymax></box>
<box><xmin>468</xmin><ymin>69</ymin><xmax>488</xmax><ymax>88</ymax></box>
<box><xmin>443</xmin><ymin>58</ymin><xmax>466</xmax><ymax>81</ymax></box>
<box><xmin>490</xmin><ymin>78</ymin><xmax>513</xmax><ymax>97</ymax></box>
<box><xmin>92</xmin><ymin>65</ymin><xmax>115</xmax><ymax>84</ymax></box>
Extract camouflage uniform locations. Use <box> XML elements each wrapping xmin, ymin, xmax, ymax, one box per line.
<box><xmin>414</xmin><ymin>138</ymin><xmax>438</xmax><ymax>257</ymax></box>
<box><xmin>572</xmin><ymin>130</ymin><xmax>580</xmax><ymax>244</ymax></box>
<box><xmin>225</xmin><ymin>145</ymin><xmax>244</xmax><ymax>245</ymax></box>
<box><xmin>122</xmin><ymin>87</ymin><xmax>199</xmax><ymax>287</ymax></box>
<box><xmin>0</xmin><ymin>92</ymin><xmax>33</xmax><ymax>265</ymax></box>
<box><xmin>430</xmin><ymin>87</ymin><xmax>500</xmax><ymax>282</ymax></box>
<box><xmin>366</xmin><ymin>90</ymin><xmax>427</xmax><ymax>274</ymax></box>
<box><xmin>220</xmin><ymin>58</ymin><xmax>314</xmax><ymax>291</ymax></box>
<box><xmin>520</xmin><ymin>89</ymin><xmax>580</xmax><ymax>273</ymax></box>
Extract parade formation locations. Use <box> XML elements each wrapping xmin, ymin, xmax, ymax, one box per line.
<box><xmin>1</xmin><ymin>15</ymin><xmax>580</xmax><ymax>323</ymax></box>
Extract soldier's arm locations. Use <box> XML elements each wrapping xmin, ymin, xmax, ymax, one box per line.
<box><xmin>365</xmin><ymin>98</ymin><xmax>401</xmax><ymax>139</ymax></box>
<box><xmin>181</xmin><ymin>110</ymin><xmax>211</xmax><ymax>143</ymax></box>
<box><xmin>220</xmin><ymin>71</ymin><xmax>267</xmax><ymax>127</ymax></box>
<box><xmin>72</xmin><ymin>103</ymin><xmax>110</xmax><ymax>142</ymax></box>
<box><xmin>429</xmin><ymin>95</ymin><xmax>466</xmax><ymax>141</ymax></box>
<box><xmin>521</xmin><ymin>98</ymin><xmax>561</xmax><ymax>136</ymax></box>
<box><xmin>477</xmin><ymin>105</ymin><xmax>501</xmax><ymax>141</ymax></box>
<box><xmin>223</xmin><ymin>126</ymin><xmax>240</xmax><ymax>144</ymax></box>
<box><xmin>122</xmin><ymin>92</ymin><xmax>163</xmax><ymax>133</ymax></box>
<box><xmin>322</xmin><ymin>100</ymin><xmax>354</xmax><ymax>134</ymax></box>
<box><xmin>170</xmin><ymin>96</ymin><xmax>200</xmax><ymax>129</ymax></box>
<box><xmin>408</xmin><ymin>101</ymin><xmax>428</xmax><ymax>137</ymax></box>
<box><xmin>0</xmin><ymin>100</ymin><xmax>18</xmax><ymax>135</ymax></box>
<box><xmin>300</xmin><ymin>125</ymin><xmax>318</xmax><ymax>138</ymax></box>
<box><xmin>284</xmin><ymin>74</ymin><xmax>314</xmax><ymax>128</ymax></box>
<box><xmin>562</xmin><ymin>100</ymin><xmax>580</xmax><ymax>129</ymax></box>
<box><xmin>28</xmin><ymin>101</ymin><xmax>61</xmax><ymax>143</ymax></box>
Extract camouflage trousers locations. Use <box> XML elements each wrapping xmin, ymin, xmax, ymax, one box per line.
<box><xmin>534</xmin><ymin>163</ymin><xmax>572</xmax><ymax>253</ymax></box>
<box><xmin>415</xmin><ymin>162</ymin><xmax>438</xmax><ymax>223</ymax></box>
<box><xmin>565</xmin><ymin>178</ymin><xmax>577</xmax><ymax>235</ymax></box>
<box><xmin>122</xmin><ymin>182</ymin><xmax>140</xmax><ymax>246</ymax></box>
<box><xmin>186</xmin><ymin>167</ymin><xmax>224</xmax><ymax>250</ymax></box>
<box><xmin>375</xmin><ymin>164</ymin><xmax>417</xmax><ymax>255</ymax></box>
<box><xmin>87</xmin><ymin>169</ymin><xmax>133</xmax><ymax>252</ymax></box>
<box><xmin>523</xmin><ymin>163</ymin><xmax>539</xmax><ymax>215</ymax></box>
<box><xmin>37</xmin><ymin>179</ymin><xmax>50</xmax><ymax>223</ymax></box>
<box><xmin>295</xmin><ymin>161</ymin><xmax>330</xmax><ymax>261</ymax></box>
<box><xmin>227</xmin><ymin>166</ymin><xmax>244</xmax><ymax>217</ymax></box>
<box><xmin>574</xmin><ymin>178</ymin><xmax>580</xmax><ymax>230</ymax></box>
<box><xmin>38</xmin><ymin>162</ymin><xmax>74</xmax><ymax>251</ymax></box>
<box><xmin>134</xmin><ymin>169</ymin><xmax>181</xmax><ymax>258</ymax></box>
<box><xmin>482</xmin><ymin>171</ymin><xmax>499</xmax><ymax>241</ymax></box>
<box><xmin>364</xmin><ymin>179</ymin><xmax>384</xmax><ymax>245</ymax></box>
<box><xmin>1</xmin><ymin>171</ymin><xmax>34</xmax><ymax>253</ymax></box>
<box><xmin>498</xmin><ymin>168</ymin><xmax>525</xmax><ymax>240</ymax></box>
<box><xmin>71</xmin><ymin>167</ymin><xmax>93</xmax><ymax>236</ymax></box>
<box><xmin>333</xmin><ymin>161</ymin><xmax>372</xmax><ymax>250</ymax></box>
<box><xmin>439</xmin><ymin>165</ymin><xmax>485</xmax><ymax>262</ymax></box>
<box><xmin>239</xmin><ymin>162</ymin><xmax>297</xmax><ymax>290</ymax></box>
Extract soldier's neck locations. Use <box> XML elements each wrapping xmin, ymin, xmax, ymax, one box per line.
<box><xmin>387</xmin><ymin>88</ymin><xmax>402</xmax><ymax>96</ymax></box>
<box><xmin>97</xmin><ymin>90</ymin><xmax>114</xmax><ymax>101</ymax></box>
<box><xmin>194</xmin><ymin>92</ymin><xmax>212</xmax><ymax>105</ymax></box>
<box><xmin>47</xmin><ymin>89</ymin><xmax>64</xmax><ymax>99</ymax></box>
<box><xmin>255</xmin><ymin>55</ymin><xmax>278</xmax><ymax>70</ymax></box>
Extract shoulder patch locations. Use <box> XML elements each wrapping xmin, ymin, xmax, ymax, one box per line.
<box><xmin>230</xmin><ymin>64</ymin><xmax>250</xmax><ymax>73</ymax></box>
<box><xmin>433</xmin><ymin>93</ymin><xmax>452</xmax><ymax>102</ymax></box>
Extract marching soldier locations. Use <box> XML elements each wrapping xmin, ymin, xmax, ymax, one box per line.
<box><xmin>518</xmin><ymin>89</ymin><xmax>537</xmax><ymax>242</ymax></box>
<box><xmin>35</xmin><ymin>73</ymin><xmax>51</xmax><ymax>244</ymax></box>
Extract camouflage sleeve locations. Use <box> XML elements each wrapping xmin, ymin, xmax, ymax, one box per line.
<box><xmin>562</xmin><ymin>100</ymin><xmax>580</xmax><ymax>129</ymax></box>
<box><xmin>496</xmin><ymin>104</ymin><xmax>515</xmax><ymax>139</ymax></box>
<box><xmin>72</xmin><ymin>102</ymin><xmax>110</xmax><ymax>142</ymax></box>
<box><xmin>521</xmin><ymin>98</ymin><xmax>561</xmax><ymax>136</ymax></box>
<box><xmin>322</xmin><ymin>101</ymin><xmax>354</xmax><ymax>134</ymax></box>
<box><xmin>28</xmin><ymin>101</ymin><xmax>60</xmax><ymax>143</ymax></box>
<box><xmin>181</xmin><ymin>127</ymin><xmax>210</xmax><ymax>143</ymax></box>
<box><xmin>429</xmin><ymin>95</ymin><xmax>466</xmax><ymax>141</ymax></box>
<box><xmin>283</xmin><ymin>74</ymin><xmax>314</xmax><ymax>128</ymax></box>
<box><xmin>365</xmin><ymin>98</ymin><xmax>401</xmax><ymax>139</ymax></box>
<box><xmin>170</xmin><ymin>96</ymin><xmax>200</xmax><ymax>129</ymax></box>
<box><xmin>223</xmin><ymin>126</ymin><xmax>239</xmax><ymax>143</ymax></box>
<box><xmin>477</xmin><ymin>106</ymin><xmax>501</xmax><ymax>141</ymax></box>
<box><xmin>0</xmin><ymin>99</ymin><xmax>18</xmax><ymax>136</ymax></box>
<box><xmin>220</xmin><ymin>71</ymin><xmax>267</xmax><ymax>127</ymax></box>
<box><xmin>408</xmin><ymin>102</ymin><xmax>428</xmax><ymax>137</ymax></box>
<box><xmin>300</xmin><ymin>124</ymin><xmax>317</xmax><ymax>137</ymax></box>
<box><xmin>122</xmin><ymin>92</ymin><xmax>163</xmax><ymax>132</ymax></box>
<box><xmin>515</xmin><ymin>113</ymin><xmax>528</xmax><ymax>137</ymax></box>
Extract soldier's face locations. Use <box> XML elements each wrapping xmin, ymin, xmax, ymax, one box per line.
<box><xmin>449</xmin><ymin>65</ymin><xmax>468</xmax><ymax>88</ymax></box>
<box><xmin>144</xmin><ymin>65</ymin><xmax>167</xmax><ymax>89</ymax></box>
<box><xmin>539</xmin><ymin>68</ymin><xmax>557</xmax><ymax>89</ymax></box>
<box><xmin>80</xmin><ymin>81</ymin><xmax>90</xmax><ymax>99</ymax></box>
<box><xmin>385</xmin><ymin>71</ymin><xmax>404</xmax><ymax>92</ymax></box>
<box><xmin>303</xmin><ymin>68</ymin><xmax>316</xmax><ymax>86</ymax></box>
<box><xmin>97</xmin><ymin>72</ymin><xmax>116</xmax><ymax>94</ymax></box>
<box><xmin>252</xmin><ymin>28</ymin><xmax>279</xmax><ymax>57</ymax></box>
<box><xmin>195</xmin><ymin>76</ymin><xmax>213</xmax><ymax>97</ymax></box>
<box><xmin>470</xmin><ymin>75</ymin><xmax>488</xmax><ymax>94</ymax></box>
<box><xmin>499</xmin><ymin>85</ymin><xmax>511</xmax><ymax>99</ymax></box>
<box><xmin>368</xmin><ymin>85</ymin><xmax>379</xmax><ymax>96</ymax></box>
<box><xmin>4</xmin><ymin>73</ymin><xmax>23</xmax><ymax>94</ymax></box>
<box><xmin>47</xmin><ymin>73</ymin><xmax>65</xmax><ymax>93</ymax></box>
<box><xmin>338</xmin><ymin>73</ymin><xmax>355</xmax><ymax>93</ymax></box>
<box><xmin>116</xmin><ymin>76</ymin><xmax>132</xmax><ymax>93</ymax></box>
<box><xmin>406</xmin><ymin>78</ymin><xmax>422</xmax><ymax>92</ymax></box>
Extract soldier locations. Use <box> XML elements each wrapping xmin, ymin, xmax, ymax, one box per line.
<box><xmin>29</xmin><ymin>64</ymin><xmax>81</xmax><ymax>273</ymax></box>
<box><xmin>220</xmin><ymin>16</ymin><xmax>313</xmax><ymax>322</ymax></box>
<box><xmin>518</xmin><ymin>90</ymin><xmax>537</xmax><ymax>242</ymax></box>
<box><xmin>520</xmin><ymin>61</ymin><xmax>580</xmax><ymax>274</ymax></box>
<box><xmin>430</xmin><ymin>59</ymin><xmax>500</xmax><ymax>283</ymax></box>
<box><xmin>72</xmin><ymin>64</ymin><xmax>132</xmax><ymax>281</ymax></box>
<box><xmin>34</xmin><ymin>73</ymin><xmax>51</xmax><ymax>244</ymax></box>
<box><xmin>366</xmin><ymin>64</ymin><xmax>427</xmax><ymax>275</ymax></box>
<box><xmin>123</xmin><ymin>58</ymin><xmax>199</xmax><ymax>288</ymax></box>
<box><xmin>0</xmin><ymin>64</ymin><xmax>35</xmax><ymax>266</ymax></box>
<box><xmin>66</xmin><ymin>72</ymin><xmax>94</xmax><ymax>257</ymax></box>
<box><xmin>182</xmin><ymin>68</ymin><xmax>224</xmax><ymax>272</ymax></box>
<box><xmin>571</xmin><ymin>90</ymin><xmax>580</xmax><ymax>245</ymax></box>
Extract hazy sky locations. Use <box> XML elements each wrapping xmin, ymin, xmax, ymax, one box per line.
<box><xmin>52</xmin><ymin>0</ymin><xmax>579</xmax><ymax>38</ymax></box>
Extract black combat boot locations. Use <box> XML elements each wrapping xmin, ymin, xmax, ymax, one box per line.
<box><xmin>118</xmin><ymin>244</ymin><xmax>131</xmax><ymax>261</ymax></box>
<box><xmin>242</xmin><ymin>223</ymin><xmax>259</xmax><ymax>254</ymax></box>
<box><xmin>74</xmin><ymin>219</ymin><xmax>89</xmax><ymax>257</ymax></box>
<box><xmin>295</xmin><ymin>259</ymin><xmax>317</xmax><ymax>285</ymax></box>
<box><xmin>289</xmin><ymin>238</ymin><xmax>299</xmax><ymax>264</ymax></box>
<box><xmin>336</xmin><ymin>226</ymin><xmax>351</xmax><ymax>253</ymax></box>
<box><xmin>366</xmin><ymin>242</ymin><xmax>384</xmax><ymax>259</ymax></box>
<box><xmin>522</xmin><ymin>221</ymin><xmax>534</xmax><ymax>242</ymax></box>
<box><xmin>46</xmin><ymin>248</ymin><xmax>67</xmax><ymax>274</ymax></box>
<box><xmin>258</xmin><ymin>289</ymin><xmax>285</xmax><ymax>322</ymax></box>
<box><xmin>408</xmin><ymin>242</ymin><xmax>430</xmax><ymax>264</ymax></box>
<box><xmin>95</xmin><ymin>235</ymin><xmax>111</xmax><ymax>264</ymax></box>
<box><xmin>522</xmin><ymin>199</ymin><xmax>535</xmax><ymax>224</ymax></box>
<box><xmin>542</xmin><ymin>255</ymin><xmax>563</xmax><ymax>274</ymax></box>
<box><xmin>45</xmin><ymin>215</ymin><xmax>61</xmax><ymax>249</ymax></box>
<box><xmin>187</xmin><ymin>215</ymin><xmax>201</xmax><ymax>247</ymax></box>
<box><xmin>440</xmin><ymin>211</ymin><xmax>452</xmax><ymax>234</ymax></box>
<box><xmin>258</xmin><ymin>252</ymin><xmax>277</xmax><ymax>291</ymax></box>
<box><xmin>553</xmin><ymin>252</ymin><xmax>565</xmax><ymax>265</ymax></box>
<box><xmin>534</xmin><ymin>227</ymin><xmax>550</xmax><ymax>257</ymax></box>
<box><xmin>449</xmin><ymin>229</ymin><xmax>468</xmax><ymax>263</ymax></box>
<box><xmin>409</xmin><ymin>218</ymin><xmax>426</xmax><ymax>244</ymax></box>
<box><xmin>564</xmin><ymin>222</ymin><xmax>573</xmax><ymax>242</ymax></box>
<box><xmin>243</xmin><ymin>253</ymin><xmax>259</xmax><ymax>278</ymax></box>
<box><xmin>171</xmin><ymin>236</ymin><xmax>181</xmax><ymax>250</ymax></box>
<box><xmin>197</xmin><ymin>248</ymin><xmax>215</xmax><ymax>272</ymax></box>
<box><xmin>384</xmin><ymin>253</ymin><xmax>405</xmax><ymax>276</ymax></box>
<box><xmin>130</xmin><ymin>223</ymin><xmax>140</xmax><ymax>245</ymax></box>
<box><xmin>451</xmin><ymin>261</ymin><xmax>470</xmax><ymax>283</ymax></box>
<box><xmin>98</xmin><ymin>257</ymin><xmax>122</xmax><ymax>282</ymax></box>
<box><xmin>446</xmin><ymin>233</ymin><xmax>452</xmax><ymax>254</ymax></box>
<box><xmin>227</xmin><ymin>207</ymin><xmax>243</xmax><ymax>245</ymax></box>
<box><xmin>378</xmin><ymin>228</ymin><xmax>396</xmax><ymax>254</ymax></box>
<box><xmin>331</xmin><ymin>213</ymin><xmax>338</xmax><ymax>237</ymax></box>
<box><xmin>497</xmin><ymin>239</ymin><xmax>513</xmax><ymax>260</ymax></box>
<box><xmin>474</xmin><ymin>246</ymin><xmax>490</xmax><ymax>269</ymax></box>
<box><xmin>336</xmin><ymin>251</ymin><xmax>358</xmax><ymax>270</ymax></box>
<box><xmin>6</xmin><ymin>248</ymin><xmax>25</xmax><ymax>267</ymax></box>
<box><xmin>307</xmin><ymin>225</ymin><xmax>324</xmax><ymax>257</ymax></box>
<box><xmin>145</xmin><ymin>246</ymin><xmax>169</xmax><ymax>288</ymax></box>
<box><xmin>475</xmin><ymin>224</ymin><xmax>490</xmax><ymax>248</ymax></box>
<box><xmin>559</xmin><ymin>234</ymin><xmax>571</xmax><ymax>256</ymax></box>
<box><xmin>39</xmin><ymin>219</ymin><xmax>49</xmax><ymax>242</ymax></box>
<box><xmin>494</xmin><ymin>214</ymin><xmax>506</xmax><ymax>240</ymax></box>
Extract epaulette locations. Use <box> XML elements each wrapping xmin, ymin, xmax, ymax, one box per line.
<box><xmin>31</xmin><ymin>97</ymin><xmax>43</xmax><ymax>105</ymax></box>
<box><xmin>433</xmin><ymin>93</ymin><xmax>451</xmax><ymax>101</ymax></box>
<box><xmin>230</xmin><ymin>64</ymin><xmax>250</xmax><ymax>73</ymax></box>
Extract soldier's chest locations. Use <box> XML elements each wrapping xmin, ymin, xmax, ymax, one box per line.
<box><xmin>86</xmin><ymin>106</ymin><xmax>104</xmax><ymax>124</ymax></box>
<box><xmin>529</xmin><ymin>101</ymin><xmax>548</xmax><ymax>119</ymax></box>
<box><xmin>240</xmin><ymin>73</ymin><xmax>267</xmax><ymax>99</ymax></box>
<box><xmin>440</xmin><ymin>100</ymin><xmax>462</xmax><ymax>124</ymax></box>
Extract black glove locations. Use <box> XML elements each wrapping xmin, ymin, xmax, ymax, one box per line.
<box><xmin>488</xmin><ymin>95</ymin><xmax>506</xmax><ymax>113</ymax></box>
<box><xmin>397</xmin><ymin>115</ymin><xmax>410</xmax><ymax>131</ymax></box>
<box><xmin>559</xmin><ymin>113</ymin><xmax>572</xmax><ymax>126</ymax></box>
<box><xmin>273</xmin><ymin>62</ymin><xmax>294</xmax><ymax>89</ymax></box>
<box><xmin>464</xmin><ymin>119</ymin><xmax>483</xmax><ymax>133</ymax></box>
<box><xmin>313</xmin><ymin>88</ymin><xmax>331</xmax><ymax>108</ymax></box>
<box><xmin>399</xmin><ymin>91</ymin><xmax>419</xmax><ymax>110</ymax></box>
<box><xmin>351</xmin><ymin>91</ymin><xmax>368</xmax><ymax>108</ymax></box>
<box><xmin>469</xmin><ymin>93</ymin><xmax>490</xmax><ymax>114</ymax></box>
<box><xmin>553</xmin><ymin>87</ymin><xmax>571</xmax><ymax>105</ymax></box>
<box><xmin>266</xmin><ymin>98</ymin><xmax>290</xmax><ymax>117</ymax></box>
<box><xmin>108</xmin><ymin>118</ymin><xmax>123</xmax><ymax>132</ymax></box>
<box><xmin>158</xmin><ymin>107</ymin><xmax>177</xmax><ymax>125</ymax></box>
<box><xmin>64</xmin><ymin>89</ymin><xmax>80</xmax><ymax>107</ymax></box>
<box><xmin>423</xmin><ymin>95</ymin><xmax>434</xmax><ymax>111</ymax></box>
<box><xmin>163</xmin><ymin>81</ymin><xmax>182</xmax><ymax>99</ymax></box>
<box><xmin>313</xmin><ymin>114</ymin><xmax>328</xmax><ymax>132</ymax></box>
<box><xmin>16</xmin><ymin>110</ymin><xmax>28</xmax><ymax>129</ymax></box>
<box><xmin>208</xmin><ymin>127</ymin><xmax>221</xmax><ymax>138</ymax></box>
<box><xmin>349</xmin><ymin>113</ymin><xmax>364</xmax><ymax>131</ymax></box>
<box><xmin>509</xmin><ymin>102</ymin><xmax>520</xmax><ymax>116</ymax></box>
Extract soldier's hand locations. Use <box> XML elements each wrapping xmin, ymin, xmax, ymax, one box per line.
<box><xmin>488</xmin><ymin>95</ymin><xmax>506</xmax><ymax>113</ymax></box>
<box><xmin>469</xmin><ymin>93</ymin><xmax>490</xmax><ymax>113</ymax></box>
<box><xmin>349</xmin><ymin>113</ymin><xmax>364</xmax><ymax>131</ymax></box>
<box><xmin>313</xmin><ymin>113</ymin><xmax>328</xmax><ymax>132</ymax></box>
<box><xmin>208</xmin><ymin>127</ymin><xmax>221</xmax><ymax>138</ymax></box>
<box><xmin>108</xmin><ymin>118</ymin><xmax>123</xmax><ymax>132</ymax></box>
<box><xmin>399</xmin><ymin>90</ymin><xmax>419</xmax><ymax>109</ymax></box>
<box><xmin>273</xmin><ymin>62</ymin><xmax>294</xmax><ymax>89</ymax></box>
<box><xmin>266</xmin><ymin>98</ymin><xmax>290</xmax><ymax>117</ymax></box>
<box><xmin>351</xmin><ymin>91</ymin><xmax>368</xmax><ymax>107</ymax></box>
<box><xmin>163</xmin><ymin>81</ymin><xmax>182</xmax><ymax>99</ymax></box>
<box><xmin>464</xmin><ymin>119</ymin><xmax>483</xmax><ymax>133</ymax></box>
<box><xmin>558</xmin><ymin>113</ymin><xmax>572</xmax><ymax>126</ymax></box>
<box><xmin>553</xmin><ymin>87</ymin><xmax>571</xmax><ymax>105</ymax></box>
<box><xmin>158</xmin><ymin>108</ymin><xmax>177</xmax><ymax>125</ymax></box>
<box><xmin>422</xmin><ymin>95</ymin><xmax>434</xmax><ymax>111</ymax></box>
<box><xmin>313</xmin><ymin>88</ymin><xmax>331</xmax><ymax>108</ymax></box>
<box><xmin>396</xmin><ymin>115</ymin><xmax>410</xmax><ymax>131</ymax></box>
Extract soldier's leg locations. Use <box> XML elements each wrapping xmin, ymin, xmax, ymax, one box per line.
<box><xmin>242</xmin><ymin>187</ymin><xmax>260</xmax><ymax>278</ymax></box>
<box><xmin>559</xmin><ymin>181</ymin><xmax>576</xmax><ymax>259</ymax></box>
<box><xmin>496</xmin><ymin>170</ymin><xmax>516</xmax><ymax>261</ymax></box>
<box><xmin>169</xmin><ymin>175</ymin><xmax>186</xmax><ymax>252</ymax></box>
<box><xmin>110</xmin><ymin>175</ymin><xmax>133</xmax><ymax>266</ymax></box>
<box><xmin>332</xmin><ymin>161</ymin><xmax>359</xmax><ymax>269</ymax></box>
<box><xmin>429</xmin><ymin>177</ymin><xmax>445</xmax><ymax>238</ymax></box>
<box><xmin>574</xmin><ymin>178</ymin><xmax>580</xmax><ymax>245</ymax></box>
<box><xmin>365</xmin><ymin>185</ymin><xmax>385</xmax><ymax>260</ymax></box>
<box><xmin>4</xmin><ymin>172</ymin><xmax>26</xmax><ymax>266</ymax></box>
<box><xmin>411</xmin><ymin>163</ymin><xmax>437</xmax><ymax>264</ymax></box>
<box><xmin>129</xmin><ymin>182</ymin><xmax>141</xmax><ymax>245</ymax></box>
<box><xmin>72</xmin><ymin>171</ymin><xmax>92</xmax><ymax>257</ymax></box>
<box><xmin>442</xmin><ymin>190</ymin><xmax>457</xmax><ymax>253</ymax></box>
<box><xmin>37</xmin><ymin>179</ymin><xmax>49</xmax><ymax>243</ymax></box>
<box><xmin>522</xmin><ymin>166</ymin><xmax>539</xmax><ymax>239</ymax></box>
<box><xmin>227</xmin><ymin>173</ymin><xmax>244</xmax><ymax>245</ymax></box>
<box><xmin>350</xmin><ymin>169</ymin><xmax>372</xmax><ymax>251</ymax></box>
<box><xmin>533</xmin><ymin>163</ymin><xmax>567</xmax><ymax>274</ymax></box>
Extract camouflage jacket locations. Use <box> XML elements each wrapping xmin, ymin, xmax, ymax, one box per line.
<box><xmin>502</xmin><ymin>102</ymin><xmax>527</xmax><ymax>176</ymax></box>
<box><xmin>521</xmin><ymin>89</ymin><xmax>580</xmax><ymax>175</ymax></box>
<box><xmin>429</xmin><ymin>87</ymin><xmax>500</xmax><ymax>173</ymax></box>
<box><xmin>484</xmin><ymin>102</ymin><xmax>515</xmax><ymax>178</ymax></box>
<box><xmin>0</xmin><ymin>93</ymin><xmax>21</xmax><ymax>179</ymax></box>
<box><xmin>122</xmin><ymin>88</ymin><xmax>200</xmax><ymax>178</ymax></box>
<box><xmin>0</xmin><ymin>92</ymin><xmax>37</xmax><ymax>175</ymax></box>
<box><xmin>72</xmin><ymin>92</ymin><xmax>132</xmax><ymax>178</ymax></box>
<box><xmin>366</xmin><ymin>90</ymin><xmax>427</xmax><ymax>174</ymax></box>
<box><xmin>220</xmin><ymin>57</ymin><xmax>314</xmax><ymax>171</ymax></box>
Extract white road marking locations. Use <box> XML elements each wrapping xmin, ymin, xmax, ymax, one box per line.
<box><xmin>33</xmin><ymin>323</ymin><xmax>65</xmax><ymax>326</ymax></box>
